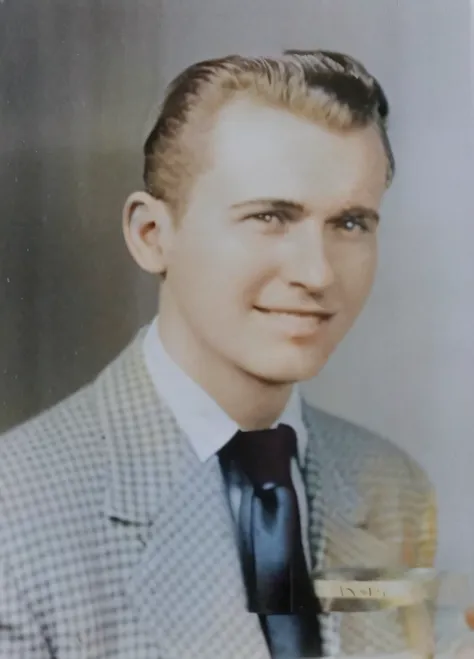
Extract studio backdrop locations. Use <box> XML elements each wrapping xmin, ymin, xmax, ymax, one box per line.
<box><xmin>1</xmin><ymin>0</ymin><xmax>473</xmax><ymax>572</ymax></box>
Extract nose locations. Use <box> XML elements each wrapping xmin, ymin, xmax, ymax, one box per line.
<box><xmin>284</xmin><ymin>225</ymin><xmax>335</xmax><ymax>293</ymax></box>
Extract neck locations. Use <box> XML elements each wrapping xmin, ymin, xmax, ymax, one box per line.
<box><xmin>156</xmin><ymin>312</ymin><xmax>293</xmax><ymax>431</ymax></box>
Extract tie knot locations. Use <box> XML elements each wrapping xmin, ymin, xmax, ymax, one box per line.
<box><xmin>221</xmin><ymin>424</ymin><xmax>297</xmax><ymax>487</ymax></box>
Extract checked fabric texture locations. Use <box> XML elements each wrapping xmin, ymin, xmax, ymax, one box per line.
<box><xmin>0</xmin><ymin>328</ymin><xmax>436</xmax><ymax>658</ymax></box>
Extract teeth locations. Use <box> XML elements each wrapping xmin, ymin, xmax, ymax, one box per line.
<box><xmin>257</xmin><ymin>308</ymin><xmax>325</xmax><ymax>319</ymax></box>
<box><xmin>272</xmin><ymin>311</ymin><xmax>314</xmax><ymax>317</ymax></box>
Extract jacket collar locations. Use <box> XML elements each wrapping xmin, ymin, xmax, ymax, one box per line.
<box><xmin>97</xmin><ymin>329</ymin><xmax>186</xmax><ymax>525</ymax></box>
<box><xmin>97</xmin><ymin>330</ymin><xmax>348</xmax><ymax>528</ymax></box>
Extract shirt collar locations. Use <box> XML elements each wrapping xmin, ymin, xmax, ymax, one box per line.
<box><xmin>143</xmin><ymin>317</ymin><xmax>308</xmax><ymax>465</ymax></box>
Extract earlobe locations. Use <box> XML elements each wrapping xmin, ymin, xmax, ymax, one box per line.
<box><xmin>122</xmin><ymin>192</ymin><xmax>173</xmax><ymax>274</ymax></box>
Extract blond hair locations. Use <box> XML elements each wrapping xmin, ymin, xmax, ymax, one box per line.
<box><xmin>144</xmin><ymin>50</ymin><xmax>395</xmax><ymax>219</ymax></box>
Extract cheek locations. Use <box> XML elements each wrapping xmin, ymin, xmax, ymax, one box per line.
<box><xmin>334</xmin><ymin>245</ymin><xmax>377</xmax><ymax>307</ymax></box>
<box><xmin>171</xmin><ymin>237</ymin><xmax>270</xmax><ymax>313</ymax></box>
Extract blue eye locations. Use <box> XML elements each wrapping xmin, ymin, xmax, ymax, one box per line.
<box><xmin>251</xmin><ymin>211</ymin><xmax>290</xmax><ymax>225</ymax></box>
<box><xmin>338</xmin><ymin>216</ymin><xmax>369</xmax><ymax>233</ymax></box>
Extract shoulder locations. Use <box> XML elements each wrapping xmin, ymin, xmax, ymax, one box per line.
<box><xmin>0</xmin><ymin>382</ymin><xmax>106</xmax><ymax>545</ymax></box>
<box><xmin>0</xmin><ymin>381</ymin><xmax>101</xmax><ymax>472</ymax></box>
<box><xmin>303</xmin><ymin>401</ymin><xmax>432</xmax><ymax>496</ymax></box>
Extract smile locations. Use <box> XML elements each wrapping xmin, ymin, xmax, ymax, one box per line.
<box><xmin>254</xmin><ymin>307</ymin><xmax>334</xmax><ymax>337</ymax></box>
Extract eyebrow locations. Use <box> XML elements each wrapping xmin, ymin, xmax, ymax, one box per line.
<box><xmin>334</xmin><ymin>205</ymin><xmax>381</xmax><ymax>223</ymax></box>
<box><xmin>230</xmin><ymin>198</ymin><xmax>380</xmax><ymax>223</ymax></box>
<box><xmin>230</xmin><ymin>198</ymin><xmax>305</xmax><ymax>213</ymax></box>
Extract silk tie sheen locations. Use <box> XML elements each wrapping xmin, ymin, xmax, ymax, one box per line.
<box><xmin>219</xmin><ymin>424</ymin><xmax>323</xmax><ymax>658</ymax></box>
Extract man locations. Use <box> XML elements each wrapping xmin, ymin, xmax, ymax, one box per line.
<box><xmin>0</xmin><ymin>50</ymin><xmax>437</xmax><ymax>657</ymax></box>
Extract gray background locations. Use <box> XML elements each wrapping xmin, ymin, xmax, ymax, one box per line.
<box><xmin>1</xmin><ymin>0</ymin><xmax>473</xmax><ymax>572</ymax></box>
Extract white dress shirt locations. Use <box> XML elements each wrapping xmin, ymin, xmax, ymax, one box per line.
<box><xmin>142</xmin><ymin>317</ymin><xmax>312</xmax><ymax>566</ymax></box>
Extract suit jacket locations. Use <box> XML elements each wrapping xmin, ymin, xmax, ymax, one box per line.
<box><xmin>0</xmin><ymin>332</ymin><xmax>437</xmax><ymax>658</ymax></box>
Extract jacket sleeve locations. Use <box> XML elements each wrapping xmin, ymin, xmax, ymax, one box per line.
<box><xmin>415</xmin><ymin>484</ymin><xmax>438</xmax><ymax>567</ymax></box>
<box><xmin>400</xmin><ymin>468</ymin><xmax>438</xmax><ymax>657</ymax></box>
<box><xmin>0</xmin><ymin>553</ymin><xmax>52</xmax><ymax>658</ymax></box>
<box><xmin>0</xmin><ymin>486</ymin><xmax>53</xmax><ymax>659</ymax></box>
<box><xmin>401</xmin><ymin>464</ymin><xmax>438</xmax><ymax>569</ymax></box>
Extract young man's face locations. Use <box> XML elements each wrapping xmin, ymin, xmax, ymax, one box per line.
<box><xmin>153</xmin><ymin>98</ymin><xmax>388</xmax><ymax>384</ymax></box>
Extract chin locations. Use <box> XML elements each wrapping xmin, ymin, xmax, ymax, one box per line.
<box><xmin>246</xmin><ymin>348</ymin><xmax>329</xmax><ymax>385</ymax></box>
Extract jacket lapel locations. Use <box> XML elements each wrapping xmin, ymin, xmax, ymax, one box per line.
<box><xmin>128</xmin><ymin>444</ymin><xmax>270</xmax><ymax>659</ymax></box>
<box><xmin>97</xmin><ymin>333</ymin><xmax>270</xmax><ymax>659</ymax></box>
<box><xmin>303</xmin><ymin>402</ymin><xmax>399</xmax><ymax>571</ymax></box>
<box><xmin>302</xmin><ymin>402</ymin><xmax>410</xmax><ymax>655</ymax></box>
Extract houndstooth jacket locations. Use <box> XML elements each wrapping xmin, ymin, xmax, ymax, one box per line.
<box><xmin>0</xmin><ymin>331</ymin><xmax>437</xmax><ymax>658</ymax></box>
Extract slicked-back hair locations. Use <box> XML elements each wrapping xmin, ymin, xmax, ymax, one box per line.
<box><xmin>144</xmin><ymin>50</ymin><xmax>395</xmax><ymax>220</ymax></box>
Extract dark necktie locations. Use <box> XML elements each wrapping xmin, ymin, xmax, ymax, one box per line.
<box><xmin>219</xmin><ymin>424</ymin><xmax>324</xmax><ymax>658</ymax></box>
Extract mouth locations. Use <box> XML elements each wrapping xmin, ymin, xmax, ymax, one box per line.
<box><xmin>254</xmin><ymin>306</ymin><xmax>335</xmax><ymax>337</ymax></box>
<box><xmin>255</xmin><ymin>306</ymin><xmax>335</xmax><ymax>319</ymax></box>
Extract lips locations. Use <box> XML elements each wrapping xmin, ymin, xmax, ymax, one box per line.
<box><xmin>254</xmin><ymin>306</ymin><xmax>335</xmax><ymax>337</ymax></box>
<box><xmin>254</xmin><ymin>306</ymin><xmax>335</xmax><ymax>319</ymax></box>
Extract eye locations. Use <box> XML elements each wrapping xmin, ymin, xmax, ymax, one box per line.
<box><xmin>334</xmin><ymin>215</ymin><xmax>370</xmax><ymax>233</ymax></box>
<box><xmin>250</xmin><ymin>211</ymin><xmax>291</xmax><ymax>225</ymax></box>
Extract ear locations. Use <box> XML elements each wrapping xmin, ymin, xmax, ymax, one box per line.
<box><xmin>122</xmin><ymin>191</ymin><xmax>175</xmax><ymax>274</ymax></box>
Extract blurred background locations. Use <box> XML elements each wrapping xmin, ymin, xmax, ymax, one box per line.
<box><xmin>1</xmin><ymin>0</ymin><xmax>473</xmax><ymax>572</ymax></box>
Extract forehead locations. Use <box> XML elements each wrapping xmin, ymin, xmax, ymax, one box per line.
<box><xmin>198</xmin><ymin>98</ymin><xmax>387</xmax><ymax>211</ymax></box>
